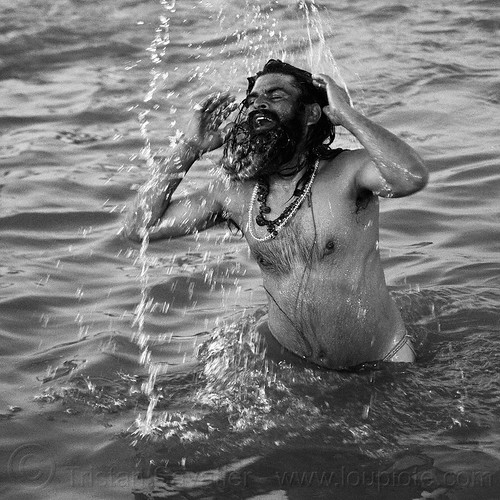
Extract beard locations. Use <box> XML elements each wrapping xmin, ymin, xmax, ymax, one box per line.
<box><xmin>222</xmin><ymin>106</ymin><xmax>305</xmax><ymax>181</ymax></box>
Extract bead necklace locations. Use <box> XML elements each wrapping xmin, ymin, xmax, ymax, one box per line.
<box><xmin>247</xmin><ymin>158</ymin><xmax>319</xmax><ymax>241</ymax></box>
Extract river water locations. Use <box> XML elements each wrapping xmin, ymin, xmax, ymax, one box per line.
<box><xmin>0</xmin><ymin>0</ymin><xmax>499</xmax><ymax>499</ymax></box>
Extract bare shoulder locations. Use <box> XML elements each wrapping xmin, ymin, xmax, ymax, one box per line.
<box><xmin>207</xmin><ymin>172</ymin><xmax>247</xmax><ymax>209</ymax></box>
<box><xmin>318</xmin><ymin>148</ymin><xmax>368</xmax><ymax>182</ymax></box>
<box><xmin>193</xmin><ymin>172</ymin><xmax>250</xmax><ymax>231</ymax></box>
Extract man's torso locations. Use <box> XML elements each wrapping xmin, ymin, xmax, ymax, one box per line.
<box><xmin>221</xmin><ymin>150</ymin><xmax>406</xmax><ymax>368</ymax></box>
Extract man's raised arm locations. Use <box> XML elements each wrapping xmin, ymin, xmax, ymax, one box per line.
<box><xmin>312</xmin><ymin>74</ymin><xmax>428</xmax><ymax>198</ymax></box>
<box><xmin>124</xmin><ymin>93</ymin><xmax>236</xmax><ymax>242</ymax></box>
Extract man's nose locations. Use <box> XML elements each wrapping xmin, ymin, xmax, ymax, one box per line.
<box><xmin>253</xmin><ymin>94</ymin><xmax>270</xmax><ymax>109</ymax></box>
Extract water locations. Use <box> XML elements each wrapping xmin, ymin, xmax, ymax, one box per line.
<box><xmin>0</xmin><ymin>0</ymin><xmax>499</xmax><ymax>499</ymax></box>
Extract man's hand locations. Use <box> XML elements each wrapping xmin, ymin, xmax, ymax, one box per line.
<box><xmin>312</xmin><ymin>74</ymin><xmax>352</xmax><ymax>126</ymax></box>
<box><xmin>185</xmin><ymin>92</ymin><xmax>236</xmax><ymax>154</ymax></box>
<box><xmin>313</xmin><ymin>73</ymin><xmax>427</xmax><ymax>198</ymax></box>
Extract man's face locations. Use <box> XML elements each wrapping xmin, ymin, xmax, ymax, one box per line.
<box><xmin>222</xmin><ymin>73</ymin><xmax>308</xmax><ymax>181</ymax></box>
<box><xmin>245</xmin><ymin>73</ymin><xmax>305</xmax><ymax>142</ymax></box>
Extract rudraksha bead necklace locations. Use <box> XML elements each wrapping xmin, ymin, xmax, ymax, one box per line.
<box><xmin>247</xmin><ymin>158</ymin><xmax>319</xmax><ymax>241</ymax></box>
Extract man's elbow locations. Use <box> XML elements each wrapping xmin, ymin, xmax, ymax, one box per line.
<box><xmin>398</xmin><ymin>157</ymin><xmax>429</xmax><ymax>197</ymax></box>
<box><xmin>405</xmin><ymin>171</ymin><xmax>428</xmax><ymax>196</ymax></box>
<box><xmin>381</xmin><ymin>161</ymin><xmax>429</xmax><ymax>198</ymax></box>
<box><xmin>409</xmin><ymin>160</ymin><xmax>429</xmax><ymax>194</ymax></box>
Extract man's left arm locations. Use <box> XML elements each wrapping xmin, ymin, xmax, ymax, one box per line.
<box><xmin>313</xmin><ymin>74</ymin><xmax>428</xmax><ymax>197</ymax></box>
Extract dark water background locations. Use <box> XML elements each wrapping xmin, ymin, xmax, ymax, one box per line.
<box><xmin>0</xmin><ymin>0</ymin><xmax>499</xmax><ymax>499</ymax></box>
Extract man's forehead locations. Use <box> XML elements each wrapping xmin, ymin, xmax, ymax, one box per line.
<box><xmin>251</xmin><ymin>73</ymin><xmax>298</xmax><ymax>93</ymax></box>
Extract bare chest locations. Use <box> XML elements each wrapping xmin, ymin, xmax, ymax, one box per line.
<box><xmin>225</xmin><ymin>171</ymin><xmax>379</xmax><ymax>273</ymax></box>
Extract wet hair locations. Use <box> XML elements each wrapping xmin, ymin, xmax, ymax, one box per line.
<box><xmin>246</xmin><ymin>59</ymin><xmax>336</xmax><ymax>156</ymax></box>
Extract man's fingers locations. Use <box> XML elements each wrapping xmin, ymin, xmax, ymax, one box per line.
<box><xmin>193</xmin><ymin>93</ymin><xmax>236</xmax><ymax>124</ymax></box>
<box><xmin>193</xmin><ymin>93</ymin><xmax>220</xmax><ymax>113</ymax></box>
<box><xmin>220</xmin><ymin>100</ymin><xmax>238</xmax><ymax>120</ymax></box>
<box><xmin>312</xmin><ymin>73</ymin><xmax>339</xmax><ymax>89</ymax></box>
<box><xmin>323</xmin><ymin>105</ymin><xmax>335</xmax><ymax>119</ymax></box>
<box><xmin>203</xmin><ymin>92</ymin><xmax>233</xmax><ymax>113</ymax></box>
<box><xmin>221</xmin><ymin>122</ymin><xmax>235</xmax><ymax>142</ymax></box>
<box><xmin>312</xmin><ymin>73</ymin><xmax>330</xmax><ymax>87</ymax></box>
<box><xmin>312</xmin><ymin>74</ymin><xmax>325</xmax><ymax>85</ymax></box>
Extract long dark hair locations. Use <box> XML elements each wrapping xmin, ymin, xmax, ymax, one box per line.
<box><xmin>246</xmin><ymin>59</ymin><xmax>336</xmax><ymax>157</ymax></box>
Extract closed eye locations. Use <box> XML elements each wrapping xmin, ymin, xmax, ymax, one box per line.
<box><xmin>244</xmin><ymin>89</ymin><xmax>288</xmax><ymax>108</ymax></box>
<box><xmin>243</xmin><ymin>96</ymin><xmax>255</xmax><ymax>108</ymax></box>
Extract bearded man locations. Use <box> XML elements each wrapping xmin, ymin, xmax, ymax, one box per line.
<box><xmin>124</xmin><ymin>60</ymin><xmax>428</xmax><ymax>369</ymax></box>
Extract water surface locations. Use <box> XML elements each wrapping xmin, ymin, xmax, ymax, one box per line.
<box><xmin>0</xmin><ymin>1</ymin><xmax>499</xmax><ymax>499</ymax></box>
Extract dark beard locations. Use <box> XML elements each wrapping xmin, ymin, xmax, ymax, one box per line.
<box><xmin>222</xmin><ymin>107</ymin><xmax>305</xmax><ymax>181</ymax></box>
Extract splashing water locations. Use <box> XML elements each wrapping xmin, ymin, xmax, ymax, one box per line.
<box><xmin>133</xmin><ymin>0</ymin><xmax>178</xmax><ymax>435</ymax></box>
<box><xmin>131</xmin><ymin>0</ymin><xmax>358</xmax><ymax>438</ymax></box>
<box><xmin>299</xmin><ymin>0</ymin><xmax>352</xmax><ymax>104</ymax></box>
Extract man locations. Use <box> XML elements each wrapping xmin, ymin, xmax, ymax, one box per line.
<box><xmin>124</xmin><ymin>60</ymin><xmax>428</xmax><ymax>370</ymax></box>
